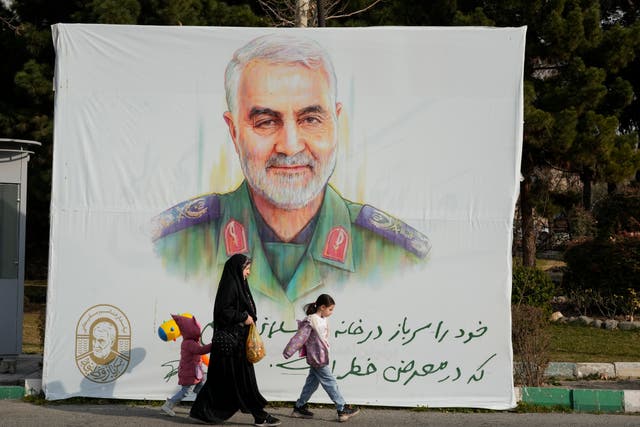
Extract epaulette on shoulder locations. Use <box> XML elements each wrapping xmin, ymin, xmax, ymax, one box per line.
<box><xmin>354</xmin><ymin>204</ymin><xmax>431</xmax><ymax>259</ymax></box>
<box><xmin>151</xmin><ymin>194</ymin><xmax>220</xmax><ymax>241</ymax></box>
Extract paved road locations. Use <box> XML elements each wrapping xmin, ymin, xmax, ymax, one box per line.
<box><xmin>2</xmin><ymin>401</ymin><xmax>640</xmax><ymax>427</ymax></box>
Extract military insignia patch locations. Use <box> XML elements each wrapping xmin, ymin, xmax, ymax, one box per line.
<box><xmin>355</xmin><ymin>205</ymin><xmax>431</xmax><ymax>259</ymax></box>
<box><xmin>75</xmin><ymin>304</ymin><xmax>131</xmax><ymax>383</ymax></box>
<box><xmin>151</xmin><ymin>195</ymin><xmax>220</xmax><ymax>241</ymax></box>
<box><xmin>224</xmin><ymin>219</ymin><xmax>249</xmax><ymax>256</ymax></box>
<box><xmin>322</xmin><ymin>226</ymin><xmax>349</xmax><ymax>263</ymax></box>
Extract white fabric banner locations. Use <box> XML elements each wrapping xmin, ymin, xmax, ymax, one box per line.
<box><xmin>46</xmin><ymin>24</ymin><xmax>525</xmax><ymax>409</ymax></box>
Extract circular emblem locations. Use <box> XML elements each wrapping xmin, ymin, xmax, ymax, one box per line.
<box><xmin>75</xmin><ymin>304</ymin><xmax>131</xmax><ymax>383</ymax></box>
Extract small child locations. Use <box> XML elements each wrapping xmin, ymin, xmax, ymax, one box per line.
<box><xmin>283</xmin><ymin>294</ymin><xmax>360</xmax><ymax>422</ymax></box>
<box><xmin>161</xmin><ymin>314</ymin><xmax>212</xmax><ymax>416</ymax></box>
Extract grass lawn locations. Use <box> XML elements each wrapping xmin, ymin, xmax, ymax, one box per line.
<box><xmin>536</xmin><ymin>258</ymin><xmax>566</xmax><ymax>271</ymax></box>
<box><xmin>549</xmin><ymin>323</ymin><xmax>640</xmax><ymax>362</ymax></box>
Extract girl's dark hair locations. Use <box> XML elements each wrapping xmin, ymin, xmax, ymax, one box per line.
<box><xmin>303</xmin><ymin>294</ymin><xmax>335</xmax><ymax>315</ymax></box>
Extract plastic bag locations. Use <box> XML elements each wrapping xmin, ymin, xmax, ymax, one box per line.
<box><xmin>246</xmin><ymin>323</ymin><xmax>266</xmax><ymax>363</ymax></box>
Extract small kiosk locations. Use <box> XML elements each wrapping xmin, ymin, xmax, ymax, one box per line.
<box><xmin>0</xmin><ymin>138</ymin><xmax>40</xmax><ymax>367</ymax></box>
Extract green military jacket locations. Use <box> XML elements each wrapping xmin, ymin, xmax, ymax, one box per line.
<box><xmin>153</xmin><ymin>182</ymin><xmax>430</xmax><ymax>305</ymax></box>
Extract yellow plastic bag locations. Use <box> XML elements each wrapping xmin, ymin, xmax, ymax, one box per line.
<box><xmin>246</xmin><ymin>323</ymin><xmax>266</xmax><ymax>363</ymax></box>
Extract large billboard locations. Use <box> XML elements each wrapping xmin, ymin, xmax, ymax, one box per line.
<box><xmin>45</xmin><ymin>24</ymin><xmax>525</xmax><ymax>409</ymax></box>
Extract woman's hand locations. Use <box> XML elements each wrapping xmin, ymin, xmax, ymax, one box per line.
<box><xmin>244</xmin><ymin>315</ymin><xmax>254</xmax><ymax>325</ymax></box>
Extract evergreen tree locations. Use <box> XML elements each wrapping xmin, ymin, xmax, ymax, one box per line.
<box><xmin>340</xmin><ymin>1</ymin><xmax>640</xmax><ymax>266</ymax></box>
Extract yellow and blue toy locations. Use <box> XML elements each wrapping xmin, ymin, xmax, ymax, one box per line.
<box><xmin>157</xmin><ymin>312</ymin><xmax>193</xmax><ymax>341</ymax></box>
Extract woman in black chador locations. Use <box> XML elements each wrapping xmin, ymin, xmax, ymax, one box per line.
<box><xmin>190</xmin><ymin>254</ymin><xmax>280</xmax><ymax>426</ymax></box>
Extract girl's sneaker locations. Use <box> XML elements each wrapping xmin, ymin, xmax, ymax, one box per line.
<box><xmin>337</xmin><ymin>405</ymin><xmax>360</xmax><ymax>422</ymax></box>
<box><xmin>160</xmin><ymin>399</ymin><xmax>176</xmax><ymax>416</ymax></box>
<box><xmin>292</xmin><ymin>404</ymin><xmax>314</xmax><ymax>418</ymax></box>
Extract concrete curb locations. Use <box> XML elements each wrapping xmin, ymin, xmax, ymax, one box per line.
<box><xmin>544</xmin><ymin>362</ymin><xmax>640</xmax><ymax>379</ymax></box>
<box><xmin>24</xmin><ymin>379</ymin><xmax>42</xmax><ymax>396</ymax></box>
<box><xmin>624</xmin><ymin>390</ymin><xmax>640</xmax><ymax>412</ymax></box>
<box><xmin>0</xmin><ymin>386</ymin><xmax>25</xmax><ymax>400</ymax></box>
<box><xmin>517</xmin><ymin>387</ymin><xmax>628</xmax><ymax>413</ymax></box>
<box><xmin>0</xmin><ymin>378</ymin><xmax>41</xmax><ymax>400</ymax></box>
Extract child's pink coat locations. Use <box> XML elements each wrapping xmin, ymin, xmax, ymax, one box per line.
<box><xmin>172</xmin><ymin>315</ymin><xmax>212</xmax><ymax>386</ymax></box>
<box><xmin>283</xmin><ymin>317</ymin><xmax>329</xmax><ymax>367</ymax></box>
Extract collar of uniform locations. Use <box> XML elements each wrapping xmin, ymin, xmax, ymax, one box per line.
<box><xmin>216</xmin><ymin>182</ymin><xmax>355</xmax><ymax>273</ymax></box>
<box><xmin>308</xmin><ymin>184</ymin><xmax>355</xmax><ymax>273</ymax></box>
<box><xmin>215</xmin><ymin>182</ymin><xmax>290</xmax><ymax>303</ymax></box>
<box><xmin>214</xmin><ymin>182</ymin><xmax>355</xmax><ymax>304</ymax></box>
<box><xmin>280</xmin><ymin>184</ymin><xmax>355</xmax><ymax>302</ymax></box>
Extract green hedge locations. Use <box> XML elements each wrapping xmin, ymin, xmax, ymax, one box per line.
<box><xmin>563</xmin><ymin>238</ymin><xmax>640</xmax><ymax>317</ymax></box>
<box><xmin>564</xmin><ymin>238</ymin><xmax>640</xmax><ymax>292</ymax></box>
<box><xmin>512</xmin><ymin>264</ymin><xmax>556</xmax><ymax>311</ymax></box>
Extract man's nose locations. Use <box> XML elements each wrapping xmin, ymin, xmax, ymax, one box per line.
<box><xmin>275</xmin><ymin>121</ymin><xmax>305</xmax><ymax>155</ymax></box>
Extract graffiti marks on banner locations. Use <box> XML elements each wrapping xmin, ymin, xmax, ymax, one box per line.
<box><xmin>75</xmin><ymin>304</ymin><xmax>131</xmax><ymax>383</ymax></box>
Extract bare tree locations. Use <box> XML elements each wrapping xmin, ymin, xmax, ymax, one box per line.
<box><xmin>257</xmin><ymin>0</ymin><xmax>383</xmax><ymax>27</ymax></box>
<box><xmin>0</xmin><ymin>11</ymin><xmax>21</xmax><ymax>34</ymax></box>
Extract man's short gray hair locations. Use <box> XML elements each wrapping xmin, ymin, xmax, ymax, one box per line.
<box><xmin>224</xmin><ymin>33</ymin><xmax>338</xmax><ymax>115</ymax></box>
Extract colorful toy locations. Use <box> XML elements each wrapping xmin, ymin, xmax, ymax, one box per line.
<box><xmin>158</xmin><ymin>312</ymin><xmax>209</xmax><ymax>366</ymax></box>
<box><xmin>158</xmin><ymin>312</ymin><xmax>193</xmax><ymax>342</ymax></box>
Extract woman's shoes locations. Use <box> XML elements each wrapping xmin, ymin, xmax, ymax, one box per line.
<box><xmin>253</xmin><ymin>414</ymin><xmax>282</xmax><ymax>426</ymax></box>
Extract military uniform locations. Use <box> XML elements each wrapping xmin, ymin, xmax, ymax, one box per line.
<box><xmin>153</xmin><ymin>181</ymin><xmax>430</xmax><ymax>305</ymax></box>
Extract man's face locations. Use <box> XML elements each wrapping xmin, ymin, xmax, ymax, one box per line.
<box><xmin>91</xmin><ymin>324</ymin><xmax>114</xmax><ymax>359</ymax></box>
<box><xmin>225</xmin><ymin>60</ymin><xmax>342</xmax><ymax>210</ymax></box>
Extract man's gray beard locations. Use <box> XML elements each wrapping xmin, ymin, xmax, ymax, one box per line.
<box><xmin>93</xmin><ymin>346</ymin><xmax>111</xmax><ymax>359</ymax></box>
<box><xmin>242</xmin><ymin>149</ymin><xmax>337</xmax><ymax>210</ymax></box>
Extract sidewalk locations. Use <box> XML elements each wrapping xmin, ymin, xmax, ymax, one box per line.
<box><xmin>2</xmin><ymin>355</ymin><xmax>640</xmax><ymax>413</ymax></box>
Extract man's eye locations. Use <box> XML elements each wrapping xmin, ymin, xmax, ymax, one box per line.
<box><xmin>300</xmin><ymin>116</ymin><xmax>322</xmax><ymax>125</ymax></box>
<box><xmin>254</xmin><ymin>118</ymin><xmax>279</xmax><ymax>128</ymax></box>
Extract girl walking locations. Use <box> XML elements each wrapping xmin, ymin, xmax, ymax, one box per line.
<box><xmin>160</xmin><ymin>314</ymin><xmax>211</xmax><ymax>416</ymax></box>
<box><xmin>283</xmin><ymin>294</ymin><xmax>359</xmax><ymax>422</ymax></box>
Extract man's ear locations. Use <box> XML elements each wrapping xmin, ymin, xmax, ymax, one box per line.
<box><xmin>223</xmin><ymin>111</ymin><xmax>240</xmax><ymax>154</ymax></box>
<box><xmin>335</xmin><ymin>102</ymin><xmax>343</xmax><ymax>118</ymax></box>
